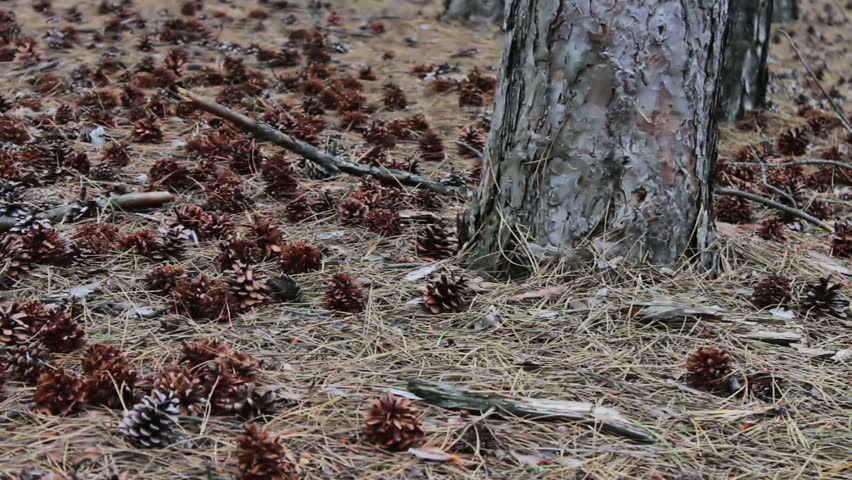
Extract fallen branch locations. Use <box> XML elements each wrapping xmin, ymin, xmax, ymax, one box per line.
<box><xmin>779</xmin><ymin>30</ymin><xmax>852</xmax><ymax>137</ymax></box>
<box><xmin>407</xmin><ymin>379</ymin><xmax>655</xmax><ymax>443</ymax></box>
<box><xmin>0</xmin><ymin>191</ymin><xmax>175</xmax><ymax>232</ymax></box>
<box><xmin>731</xmin><ymin>157</ymin><xmax>852</xmax><ymax>171</ymax></box>
<box><xmin>177</xmin><ymin>89</ymin><xmax>469</xmax><ymax>198</ymax></box>
<box><xmin>716</xmin><ymin>187</ymin><xmax>833</xmax><ymax>232</ymax></box>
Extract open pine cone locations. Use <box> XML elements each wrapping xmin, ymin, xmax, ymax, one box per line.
<box><xmin>278</xmin><ymin>241</ymin><xmax>322</xmax><ymax>274</ymax></box>
<box><xmin>72</xmin><ymin>223</ymin><xmax>120</xmax><ymax>254</ymax></box>
<box><xmin>756</xmin><ymin>217</ymin><xmax>786</xmax><ymax>243</ymax></box>
<box><xmin>39</xmin><ymin>306</ymin><xmax>86</xmax><ymax>353</ymax></box>
<box><xmin>776</xmin><ymin>127</ymin><xmax>809</xmax><ymax>156</ymax></box>
<box><xmin>1</xmin><ymin>300</ymin><xmax>51</xmax><ymax>346</ymax></box>
<box><xmin>325</xmin><ymin>273</ymin><xmax>366</xmax><ymax>313</ymax></box>
<box><xmin>423</xmin><ymin>274</ymin><xmax>469</xmax><ymax>314</ymax></box>
<box><xmin>800</xmin><ymin>276</ymin><xmax>849</xmax><ymax>317</ymax></box>
<box><xmin>119</xmin><ymin>390</ymin><xmax>180</xmax><ymax>448</ymax></box>
<box><xmin>457</xmin><ymin>125</ymin><xmax>485</xmax><ymax>158</ymax></box>
<box><xmin>752</xmin><ymin>274</ymin><xmax>792</xmax><ymax>308</ymax></box>
<box><xmin>225</xmin><ymin>383</ymin><xmax>278</xmax><ymax>420</ymax></box>
<box><xmin>245</xmin><ymin>218</ymin><xmax>285</xmax><ymax>259</ymax></box>
<box><xmin>152</xmin><ymin>366</ymin><xmax>207</xmax><ymax>416</ymax></box>
<box><xmin>686</xmin><ymin>346</ymin><xmax>734</xmax><ymax>389</ymax></box>
<box><xmin>418</xmin><ymin>129</ymin><xmax>444</xmax><ymax>161</ymax></box>
<box><xmin>364</xmin><ymin>208</ymin><xmax>402</xmax><ymax>236</ymax></box>
<box><xmin>415</xmin><ymin>223</ymin><xmax>457</xmax><ymax>259</ymax></box>
<box><xmin>831</xmin><ymin>223</ymin><xmax>852</xmax><ymax>258</ymax></box>
<box><xmin>0</xmin><ymin>234</ymin><xmax>33</xmax><ymax>285</ymax></box>
<box><xmin>227</xmin><ymin>261</ymin><xmax>270</xmax><ymax>310</ymax></box>
<box><xmin>4</xmin><ymin>343</ymin><xmax>50</xmax><ymax>384</ymax></box>
<box><xmin>714</xmin><ymin>196</ymin><xmax>752</xmax><ymax>224</ymax></box>
<box><xmin>145</xmin><ymin>264</ymin><xmax>188</xmax><ymax>294</ymax></box>
<box><xmin>362</xmin><ymin>393</ymin><xmax>424</xmax><ymax>451</ymax></box>
<box><xmin>33</xmin><ymin>368</ymin><xmax>87</xmax><ymax>415</ymax></box>
<box><xmin>236</xmin><ymin>423</ymin><xmax>298</xmax><ymax>480</ymax></box>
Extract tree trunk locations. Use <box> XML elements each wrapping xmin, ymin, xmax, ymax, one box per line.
<box><xmin>719</xmin><ymin>0</ymin><xmax>773</xmax><ymax>122</ymax></box>
<box><xmin>459</xmin><ymin>0</ymin><xmax>728</xmax><ymax>274</ymax></box>
<box><xmin>772</xmin><ymin>0</ymin><xmax>799</xmax><ymax>22</ymax></box>
<box><xmin>440</xmin><ymin>0</ymin><xmax>505</xmax><ymax>24</ymax></box>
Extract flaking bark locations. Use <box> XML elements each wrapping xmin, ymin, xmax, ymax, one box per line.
<box><xmin>460</xmin><ymin>0</ymin><xmax>728</xmax><ymax>273</ymax></box>
<box><xmin>719</xmin><ymin>0</ymin><xmax>773</xmax><ymax>122</ymax></box>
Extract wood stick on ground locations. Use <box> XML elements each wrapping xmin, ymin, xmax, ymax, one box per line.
<box><xmin>407</xmin><ymin>379</ymin><xmax>655</xmax><ymax>443</ymax></box>
<box><xmin>716</xmin><ymin>187</ymin><xmax>833</xmax><ymax>231</ymax></box>
<box><xmin>779</xmin><ymin>29</ymin><xmax>852</xmax><ymax>137</ymax></box>
<box><xmin>732</xmin><ymin>157</ymin><xmax>852</xmax><ymax>171</ymax></box>
<box><xmin>177</xmin><ymin>89</ymin><xmax>470</xmax><ymax>198</ymax></box>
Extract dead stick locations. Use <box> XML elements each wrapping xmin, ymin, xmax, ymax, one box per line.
<box><xmin>177</xmin><ymin>89</ymin><xmax>470</xmax><ymax>198</ymax></box>
<box><xmin>779</xmin><ymin>30</ymin><xmax>852</xmax><ymax>137</ymax></box>
<box><xmin>731</xmin><ymin>157</ymin><xmax>852</xmax><ymax>170</ymax></box>
<box><xmin>407</xmin><ymin>379</ymin><xmax>655</xmax><ymax>443</ymax></box>
<box><xmin>716</xmin><ymin>187</ymin><xmax>832</xmax><ymax>231</ymax></box>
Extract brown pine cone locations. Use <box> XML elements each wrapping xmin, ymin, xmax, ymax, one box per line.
<box><xmin>236</xmin><ymin>423</ymin><xmax>298</xmax><ymax>480</ymax></box>
<box><xmin>225</xmin><ymin>382</ymin><xmax>278</xmax><ymax>420</ymax></box>
<box><xmin>362</xmin><ymin>393</ymin><xmax>424</xmax><ymax>451</ymax></box>
<box><xmin>418</xmin><ymin>129</ymin><xmax>444</xmax><ymax>161</ymax></box>
<box><xmin>145</xmin><ymin>264</ymin><xmax>188</xmax><ymax>294</ymax></box>
<box><xmin>756</xmin><ymin>217</ymin><xmax>786</xmax><ymax>242</ymax></box>
<box><xmin>423</xmin><ymin>274</ymin><xmax>469</xmax><ymax>314</ymax></box>
<box><xmin>1</xmin><ymin>300</ymin><xmax>51</xmax><ymax>346</ymax></box>
<box><xmin>383</xmin><ymin>84</ymin><xmax>407</xmax><ymax>110</ymax></box>
<box><xmin>325</xmin><ymin>273</ymin><xmax>366</xmax><ymax>313</ymax></box>
<box><xmin>33</xmin><ymin>368</ymin><xmax>87</xmax><ymax>415</ymax></box>
<box><xmin>84</xmin><ymin>351</ymin><xmax>137</xmax><ymax>408</ymax></box>
<box><xmin>73</xmin><ymin>223</ymin><xmax>119</xmax><ymax>254</ymax></box>
<box><xmin>686</xmin><ymin>346</ymin><xmax>734</xmax><ymax>389</ymax></box>
<box><xmin>831</xmin><ymin>222</ymin><xmax>852</xmax><ymax>258</ymax></box>
<box><xmin>261</xmin><ymin>154</ymin><xmax>299</xmax><ymax>199</ymax></box>
<box><xmin>714</xmin><ymin>196</ymin><xmax>752</xmax><ymax>224</ymax></box>
<box><xmin>245</xmin><ymin>218</ymin><xmax>285</xmax><ymax>259</ymax></box>
<box><xmin>131</xmin><ymin>117</ymin><xmax>163</xmax><ymax>143</ymax></box>
<box><xmin>776</xmin><ymin>127</ymin><xmax>809</xmax><ymax>156</ymax></box>
<box><xmin>4</xmin><ymin>343</ymin><xmax>50</xmax><ymax>384</ymax></box>
<box><xmin>278</xmin><ymin>241</ymin><xmax>322</xmax><ymax>274</ymax></box>
<box><xmin>457</xmin><ymin>125</ymin><xmax>485</xmax><ymax>158</ymax></box>
<box><xmin>338</xmin><ymin>197</ymin><xmax>369</xmax><ymax>224</ymax></box>
<box><xmin>152</xmin><ymin>366</ymin><xmax>207</xmax><ymax>416</ymax></box>
<box><xmin>800</xmin><ymin>276</ymin><xmax>849</xmax><ymax>317</ymax></box>
<box><xmin>39</xmin><ymin>307</ymin><xmax>86</xmax><ymax>353</ymax></box>
<box><xmin>752</xmin><ymin>274</ymin><xmax>792</xmax><ymax>308</ymax></box>
<box><xmin>19</xmin><ymin>221</ymin><xmax>68</xmax><ymax>265</ymax></box>
<box><xmin>415</xmin><ymin>223</ymin><xmax>457</xmax><ymax>259</ymax></box>
<box><xmin>100</xmin><ymin>141</ymin><xmax>131</xmax><ymax>167</ymax></box>
<box><xmin>364</xmin><ymin>208</ymin><xmax>402</xmax><ymax>236</ymax></box>
<box><xmin>0</xmin><ymin>234</ymin><xmax>33</xmax><ymax>285</ymax></box>
<box><xmin>227</xmin><ymin>261</ymin><xmax>270</xmax><ymax>311</ymax></box>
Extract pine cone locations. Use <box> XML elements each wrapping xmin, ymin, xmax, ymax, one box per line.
<box><xmin>363</xmin><ymin>121</ymin><xmax>397</xmax><ymax>149</ymax></box>
<box><xmin>39</xmin><ymin>307</ymin><xmax>86</xmax><ymax>353</ymax></box>
<box><xmin>831</xmin><ymin>222</ymin><xmax>852</xmax><ymax>258</ymax></box>
<box><xmin>3</xmin><ymin>343</ymin><xmax>50</xmax><ymax>384</ymax></box>
<box><xmin>72</xmin><ymin>223</ymin><xmax>119</xmax><ymax>254</ymax></box>
<box><xmin>0</xmin><ymin>363</ymin><xmax>5</xmax><ymax>399</ymax></box>
<box><xmin>715</xmin><ymin>196</ymin><xmax>752</xmax><ymax>224</ymax></box>
<box><xmin>383</xmin><ymin>84</ymin><xmax>407</xmax><ymax>110</ymax></box>
<box><xmin>747</xmin><ymin>372</ymin><xmax>784</xmax><ymax>402</ymax></box>
<box><xmin>33</xmin><ymin>368</ymin><xmax>87</xmax><ymax>415</ymax></box>
<box><xmin>261</xmin><ymin>154</ymin><xmax>299</xmax><ymax>199</ymax></box>
<box><xmin>131</xmin><ymin>117</ymin><xmax>163</xmax><ymax>143</ymax></box>
<box><xmin>325</xmin><ymin>273</ymin><xmax>366</xmax><ymax>313</ymax></box>
<box><xmin>458</xmin><ymin>84</ymin><xmax>484</xmax><ymax>107</ymax></box>
<box><xmin>180</xmin><ymin>339</ymin><xmax>233</xmax><ymax>368</ymax></box>
<box><xmin>686</xmin><ymin>346</ymin><xmax>734</xmax><ymax>389</ymax></box>
<box><xmin>100</xmin><ymin>141</ymin><xmax>131</xmax><ymax>167</ymax></box>
<box><xmin>337</xmin><ymin>197</ymin><xmax>369</xmax><ymax>224</ymax></box>
<box><xmin>119</xmin><ymin>390</ymin><xmax>180</xmax><ymax>448</ymax></box>
<box><xmin>81</xmin><ymin>343</ymin><xmax>127</xmax><ymax>375</ymax></box>
<box><xmin>800</xmin><ymin>276</ymin><xmax>849</xmax><ymax>317</ymax></box>
<box><xmin>149</xmin><ymin>158</ymin><xmax>195</xmax><ymax>192</ymax></box>
<box><xmin>267</xmin><ymin>274</ymin><xmax>303</xmax><ymax>303</ymax></box>
<box><xmin>1</xmin><ymin>300</ymin><xmax>51</xmax><ymax>346</ymax></box>
<box><xmin>423</xmin><ymin>274</ymin><xmax>469</xmax><ymax>314</ymax></box>
<box><xmin>227</xmin><ymin>261</ymin><xmax>270</xmax><ymax>310</ymax></box>
<box><xmin>173</xmin><ymin>276</ymin><xmax>239</xmax><ymax>322</ymax></box>
<box><xmin>174</xmin><ymin>205</ymin><xmax>235</xmax><ymax>240</ymax></box>
<box><xmin>457</xmin><ymin>125</ymin><xmax>485</xmax><ymax>158</ymax></box>
<box><xmin>364</xmin><ymin>208</ymin><xmax>402</xmax><ymax>236</ymax></box>
<box><xmin>362</xmin><ymin>393</ymin><xmax>424</xmax><ymax>451</ymax></box>
<box><xmin>145</xmin><ymin>264</ymin><xmax>188</xmax><ymax>294</ymax></box>
<box><xmin>278</xmin><ymin>241</ymin><xmax>322</xmax><ymax>274</ymax></box>
<box><xmin>776</xmin><ymin>127</ymin><xmax>809</xmax><ymax>156</ymax></box>
<box><xmin>0</xmin><ymin>114</ymin><xmax>31</xmax><ymax>144</ymax></box>
<box><xmin>752</xmin><ymin>274</ymin><xmax>792</xmax><ymax>308</ymax></box>
<box><xmin>225</xmin><ymin>383</ymin><xmax>278</xmax><ymax>419</ymax></box>
<box><xmin>0</xmin><ymin>234</ymin><xmax>33</xmax><ymax>284</ymax></box>
<box><xmin>19</xmin><ymin>221</ymin><xmax>67</xmax><ymax>265</ymax></box>
<box><xmin>236</xmin><ymin>423</ymin><xmax>298</xmax><ymax>480</ymax></box>
<box><xmin>117</xmin><ymin>229</ymin><xmax>163</xmax><ymax>258</ymax></box>
<box><xmin>415</xmin><ymin>223</ymin><xmax>457</xmax><ymax>259</ymax></box>
<box><xmin>206</xmin><ymin>182</ymin><xmax>253</xmax><ymax>213</ymax></box>
<box><xmin>84</xmin><ymin>352</ymin><xmax>138</xmax><ymax>408</ymax></box>
<box><xmin>245</xmin><ymin>218</ymin><xmax>285</xmax><ymax>259</ymax></box>
<box><xmin>418</xmin><ymin>129</ymin><xmax>444</xmax><ymax>161</ymax></box>
<box><xmin>90</xmin><ymin>163</ymin><xmax>118</xmax><ymax>181</ymax></box>
<box><xmin>756</xmin><ymin>217</ymin><xmax>786</xmax><ymax>242</ymax></box>
<box><xmin>152</xmin><ymin>366</ymin><xmax>207</xmax><ymax>416</ymax></box>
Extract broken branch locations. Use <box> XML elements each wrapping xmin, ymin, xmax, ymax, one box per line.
<box><xmin>177</xmin><ymin>89</ymin><xmax>470</xmax><ymax>198</ymax></box>
<box><xmin>716</xmin><ymin>187</ymin><xmax>833</xmax><ymax>232</ymax></box>
<box><xmin>407</xmin><ymin>379</ymin><xmax>655</xmax><ymax>443</ymax></box>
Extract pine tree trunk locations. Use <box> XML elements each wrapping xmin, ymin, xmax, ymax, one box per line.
<box><xmin>772</xmin><ymin>0</ymin><xmax>799</xmax><ymax>22</ymax></box>
<box><xmin>441</xmin><ymin>0</ymin><xmax>505</xmax><ymax>24</ymax></box>
<box><xmin>459</xmin><ymin>0</ymin><xmax>728</xmax><ymax>274</ymax></box>
<box><xmin>719</xmin><ymin>0</ymin><xmax>773</xmax><ymax>122</ymax></box>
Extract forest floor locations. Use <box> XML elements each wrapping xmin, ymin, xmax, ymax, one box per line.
<box><xmin>0</xmin><ymin>0</ymin><xmax>851</xmax><ymax>479</ymax></box>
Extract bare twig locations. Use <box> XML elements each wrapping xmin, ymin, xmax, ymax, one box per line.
<box><xmin>753</xmin><ymin>152</ymin><xmax>798</xmax><ymax>208</ymax></box>
<box><xmin>779</xmin><ymin>29</ymin><xmax>852</xmax><ymax>137</ymax></box>
<box><xmin>455</xmin><ymin>140</ymin><xmax>484</xmax><ymax>159</ymax></box>
<box><xmin>717</xmin><ymin>187</ymin><xmax>833</xmax><ymax>231</ymax></box>
<box><xmin>731</xmin><ymin>157</ymin><xmax>852</xmax><ymax>171</ymax></box>
<box><xmin>177</xmin><ymin>89</ymin><xmax>470</xmax><ymax>198</ymax></box>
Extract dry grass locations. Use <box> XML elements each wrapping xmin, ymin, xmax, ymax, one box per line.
<box><xmin>1</xmin><ymin>0</ymin><xmax>852</xmax><ymax>479</ymax></box>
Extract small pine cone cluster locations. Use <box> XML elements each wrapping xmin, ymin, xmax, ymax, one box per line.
<box><xmin>278</xmin><ymin>241</ymin><xmax>322</xmax><ymax>274</ymax></box>
<box><xmin>423</xmin><ymin>273</ymin><xmax>469</xmax><ymax>314</ymax></box>
<box><xmin>119</xmin><ymin>390</ymin><xmax>180</xmax><ymax>448</ymax></box>
<box><xmin>752</xmin><ymin>274</ymin><xmax>792</xmax><ymax>308</ymax></box>
<box><xmin>145</xmin><ymin>264</ymin><xmax>188</xmax><ymax>293</ymax></box>
<box><xmin>152</xmin><ymin>366</ymin><xmax>207</xmax><ymax>416</ymax></box>
<box><xmin>33</xmin><ymin>368</ymin><xmax>87</xmax><ymax>415</ymax></box>
<box><xmin>72</xmin><ymin>222</ymin><xmax>120</xmax><ymax>254</ymax></box>
<box><xmin>81</xmin><ymin>343</ymin><xmax>137</xmax><ymax>408</ymax></box>
<box><xmin>756</xmin><ymin>217</ymin><xmax>786</xmax><ymax>242</ymax></box>
<box><xmin>362</xmin><ymin>394</ymin><xmax>424</xmax><ymax>451</ymax></box>
<box><xmin>227</xmin><ymin>261</ymin><xmax>270</xmax><ymax>311</ymax></box>
<box><xmin>325</xmin><ymin>273</ymin><xmax>366</xmax><ymax>313</ymax></box>
<box><xmin>364</xmin><ymin>208</ymin><xmax>402</xmax><ymax>236</ymax></box>
<box><xmin>686</xmin><ymin>346</ymin><xmax>734</xmax><ymax>389</ymax></box>
<box><xmin>173</xmin><ymin>275</ymin><xmax>239</xmax><ymax>322</ymax></box>
<box><xmin>415</xmin><ymin>223</ymin><xmax>457</xmax><ymax>259</ymax></box>
<box><xmin>776</xmin><ymin>127</ymin><xmax>809</xmax><ymax>156</ymax></box>
<box><xmin>236</xmin><ymin>423</ymin><xmax>298</xmax><ymax>480</ymax></box>
<box><xmin>831</xmin><ymin>222</ymin><xmax>852</xmax><ymax>258</ymax></box>
<box><xmin>800</xmin><ymin>276</ymin><xmax>849</xmax><ymax>317</ymax></box>
<box><xmin>714</xmin><ymin>196</ymin><xmax>752</xmax><ymax>224</ymax></box>
<box><xmin>418</xmin><ymin>129</ymin><xmax>444</xmax><ymax>161</ymax></box>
